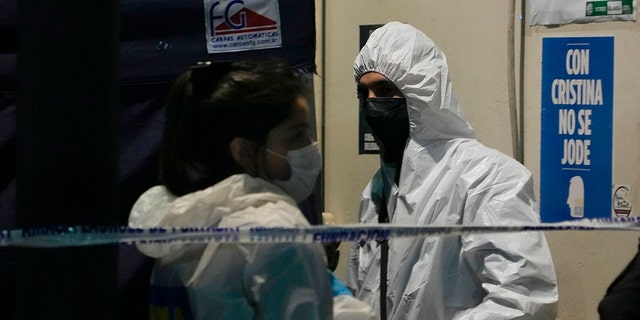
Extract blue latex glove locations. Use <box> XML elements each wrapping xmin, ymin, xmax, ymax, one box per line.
<box><xmin>328</xmin><ymin>270</ymin><xmax>353</xmax><ymax>297</ymax></box>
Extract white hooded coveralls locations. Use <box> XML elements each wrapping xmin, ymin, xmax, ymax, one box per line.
<box><xmin>346</xmin><ymin>22</ymin><xmax>559</xmax><ymax>320</ymax></box>
<box><xmin>129</xmin><ymin>174</ymin><xmax>333</xmax><ymax>320</ymax></box>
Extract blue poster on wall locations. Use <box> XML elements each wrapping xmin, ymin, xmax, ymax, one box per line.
<box><xmin>540</xmin><ymin>36</ymin><xmax>614</xmax><ymax>222</ymax></box>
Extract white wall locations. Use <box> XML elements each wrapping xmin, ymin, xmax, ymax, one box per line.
<box><xmin>315</xmin><ymin>1</ymin><xmax>640</xmax><ymax>319</ymax></box>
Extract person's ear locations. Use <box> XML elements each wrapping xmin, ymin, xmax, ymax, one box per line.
<box><xmin>229</xmin><ymin>137</ymin><xmax>257</xmax><ymax>173</ymax></box>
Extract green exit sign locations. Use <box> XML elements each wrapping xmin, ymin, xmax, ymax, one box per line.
<box><xmin>586</xmin><ymin>1</ymin><xmax>633</xmax><ymax>16</ymax></box>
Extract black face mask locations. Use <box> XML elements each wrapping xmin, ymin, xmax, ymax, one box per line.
<box><xmin>361</xmin><ymin>97</ymin><xmax>409</xmax><ymax>165</ymax></box>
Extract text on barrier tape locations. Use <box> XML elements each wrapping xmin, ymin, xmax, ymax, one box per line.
<box><xmin>1</xmin><ymin>217</ymin><xmax>640</xmax><ymax>248</ymax></box>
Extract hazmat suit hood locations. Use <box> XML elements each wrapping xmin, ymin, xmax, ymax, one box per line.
<box><xmin>355</xmin><ymin>21</ymin><xmax>475</xmax><ymax>143</ymax></box>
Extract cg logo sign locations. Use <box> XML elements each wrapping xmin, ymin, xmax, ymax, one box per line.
<box><xmin>209</xmin><ymin>0</ymin><xmax>246</xmax><ymax>36</ymax></box>
<box><xmin>204</xmin><ymin>0</ymin><xmax>282</xmax><ymax>53</ymax></box>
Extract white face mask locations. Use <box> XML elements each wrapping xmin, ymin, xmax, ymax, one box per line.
<box><xmin>266</xmin><ymin>142</ymin><xmax>322</xmax><ymax>203</ymax></box>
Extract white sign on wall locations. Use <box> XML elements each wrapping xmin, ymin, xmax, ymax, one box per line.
<box><xmin>529</xmin><ymin>0</ymin><xmax>636</xmax><ymax>25</ymax></box>
<box><xmin>204</xmin><ymin>0</ymin><xmax>282</xmax><ymax>53</ymax></box>
<box><xmin>613</xmin><ymin>184</ymin><xmax>635</xmax><ymax>218</ymax></box>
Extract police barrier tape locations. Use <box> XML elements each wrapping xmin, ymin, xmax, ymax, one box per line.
<box><xmin>1</xmin><ymin>217</ymin><xmax>640</xmax><ymax>248</ymax></box>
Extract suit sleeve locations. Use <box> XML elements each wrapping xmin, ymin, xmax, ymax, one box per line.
<box><xmin>456</xmin><ymin>171</ymin><xmax>559</xmax><ymax>320</ymax></box>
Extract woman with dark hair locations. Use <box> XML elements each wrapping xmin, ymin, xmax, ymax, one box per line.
<box><xmin>128</xmin><ymin>59</ymin><xmax>331</xmax><ymax>319</ymax></box>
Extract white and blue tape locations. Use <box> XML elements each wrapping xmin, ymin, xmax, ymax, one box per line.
<box><xmin>1</xmin><ymin>217</ymin><xmax>640</xmax><ymax>248</ymax></box>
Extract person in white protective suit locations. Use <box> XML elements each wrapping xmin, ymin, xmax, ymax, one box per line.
<box><xmin>129</xmin><ymin>59</ymin><xmax>374</xmax><ymax>320</ymax></box>
<box><xmin>346</xmin><ymin>22</ymin><xmax>559</xmax><ymax>320</ymax></box>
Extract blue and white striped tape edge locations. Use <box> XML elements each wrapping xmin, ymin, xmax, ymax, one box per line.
<box><xmin>1</xmin><ymin>217</ymin><xmax>640</xmax><ymax>248</ymax></box>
